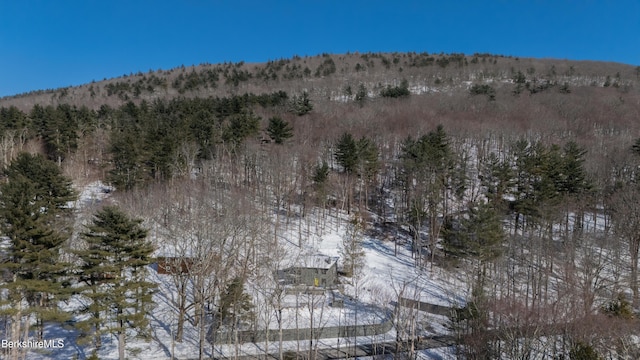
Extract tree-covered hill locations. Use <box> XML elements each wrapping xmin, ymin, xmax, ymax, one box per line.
<box><xmin>1</xmin><ymin>52</ymin><xmax>640</xmax><ymax>358</ymax></box>
<box><xmin>2</xmin><ymin>52</ymin><xmax>637</xmax><ymax>113</ymax></box>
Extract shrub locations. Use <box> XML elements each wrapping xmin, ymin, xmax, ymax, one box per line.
<box><xmin>469</xmin><ymin>84</ymin><xmax>496</xmax><ymax>100</ymax></box>
<box><xmin>380</xmin><ymin>79</ymin><xmax>410</xmax><ymax>98</ymax></box>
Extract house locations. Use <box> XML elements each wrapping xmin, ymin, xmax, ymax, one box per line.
<box><xmin>156</xmin><ymin>256</ymin><xmax>195</xmax><ymax>275</ymax></box>
<box><xmin>280</xmin><ymin>255</ymin><xmax>339</xmax><ymax>288</ymax></box>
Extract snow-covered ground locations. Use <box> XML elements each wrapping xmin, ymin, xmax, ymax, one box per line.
<box><xmin>16</xmin><ymin>181</ymin><xmax>466</xmax><ymax>359</ymax></box>
<box><xmin>73</xmin><ymin>180</ymin><xmax>114</xmax><ymax>208</ymax></box>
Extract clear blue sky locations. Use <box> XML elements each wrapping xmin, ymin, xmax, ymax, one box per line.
<box><xmin>1</xmin><ymin>0</ymin><xmax>638</xmax><ymax>98</ymax></box>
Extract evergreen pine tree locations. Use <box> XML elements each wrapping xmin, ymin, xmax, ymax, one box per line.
<box><xmin>539</xmin><ymin>144</ymin><xmax>564</xmax><ymax>203</ymax></box>
<box><xmin>0</xmin><ymin>106</ymin><xmax>29</xmax><ymax>131</ymax></box>
<box><xmin>569</xmin><ymin>342</ymin><xmax>601</xmax><ymax>360</ymax></box>
<box><xmin>479</xmin><ymin>152</ymin><xmax>514</xmax><ymax>212</ymax></box>
<box><xmin>560</xmin><ymin>141</ymin><xmax>590</xmax><ymax>195</ymax></box>
<box><xmin>355</xmin><ymin>83</ymin><xmax>368</xmax><ymax>105</ymax></box>
<box><xmin>312</xmin><ymin>161</ymin><xmax>330</xmax><ymax>207</ymax></box>
<box><xmin>32</xmin><ymin>104</ymin><xmax>80</xmax><ymax>165</ymax></box>
<box><xmin>399</xmin><ymin>125</ymin><xmax>454</xmax><ymax>263</ymax></box>
<box><xmin>339</xmin><ymin>215</ymin><xmax>366</xmax><ymax>278</ymax></box>
<box><xmin>312</xmin><ymin>161</ymin><xmax>329</xmax><ymax>185</ymax></box>
<box><xmin>109</xmin><ymin>129</ymin><xmax>149</xmax><ymax>190</ymax></box>
<box><xmin>222</xmin><ymin>108</ymin><xmax>261</xmax><ymax>146</ymax></box>
<box><xmin>0</xmin><ymin>153</ymin><xmax>76</xmax><ymax>342</ymax></box>
<box><xmin>355</xmin><ymin>136</ymin><xmax>380</xmax><ymax>210</ymax></box>
<box><xmin>289</xmin><ymin>91</ymin><xmax>313</xmax><ymax>115</ymax></box>
<box><xmin>334</xmin><ymin>132</ymin><xmax>360</xmax><ymax>212</ymax></box>
<box><xmin>511</xmin><ymin>138</ymin><xmax>545</xmax><ymax>229</ymax></box>
<box><xmin>335</xmin><ymin>132</ymin><xmax>359</xmax><ymax>174</ymax></box>
<box><xmin>75</xmin><ymin>205</ymin><xmax>156</xmax><ymax>360</ymax></box>
<box><xmin>266</xmin><ymin>116</ymin><xmax>293</xmax><ymax>144</ymax></box>
<box><xmin>444</xmin><ymin>202</ymin><xmax>501</xmax><ymax>260</ymax></box>
<box><xmin>356</xmin><ymin>136</ymin><xmax>379</xmax><ymax>180</ymax></box>
<box><xmin>217</xmin><ymin>277</ymin><xmax>254</xmax><ymax>331</ymax></box>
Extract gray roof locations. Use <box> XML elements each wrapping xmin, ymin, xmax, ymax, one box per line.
<box><xmin>294</xmin><ymin>255</ymin><xmax>339</xmax><ymax>270</ymax></box>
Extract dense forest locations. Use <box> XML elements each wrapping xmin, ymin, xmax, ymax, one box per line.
<box><xmin>0</xmin><ymin>52</ymin><xmax>640</xmax><ymax>359</ymax></box>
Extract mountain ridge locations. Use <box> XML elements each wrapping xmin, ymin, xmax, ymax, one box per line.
<box><xmin>2</xmin><ymin>52</ymin><xmax>637</xmax><ymax>111</ymax></box>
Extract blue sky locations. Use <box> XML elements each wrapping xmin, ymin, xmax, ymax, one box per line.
<box><xmin>1</xmin><ymin>0</ymin><xmax>638</xmax><ymax>98</ymax></box>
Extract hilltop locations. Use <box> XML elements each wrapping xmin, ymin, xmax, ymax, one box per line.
<box><xmin>1</xmin><ymin>52</ymin><xmax>637</xmax><ymax>107</ymax></box>
<box><xmin>2</xmin><ymin>52</ymin><xmax>638</xmax><ymax>143</ymax></box>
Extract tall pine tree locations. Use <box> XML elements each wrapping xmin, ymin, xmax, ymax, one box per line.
<box><xmin>266</xmin><ymin>116</ymin><xmax>293</xmax><ymax>144</ymax></box>
<box><xmin>0</xmin><ymin>153</ymin><xmax>76</xmax><ymax>346</ymax></box>
<box><xmin>335</xmin><ymin>132</ymin><xmax>359</xmax><ymax>174</ymax></box>
<box><xmin>400</xmin><ymin>125</ymin><xmax>454</xmax><ymax>265</ymax></box>
<box><xmin>339</xmin><ymin>215</ymin><xmax>366</xmax><ymax>278</ymax></box>
<box><xmin>217</xmin><ymin>276</ymin><xmax>254</xmax><ymax>332</ymax></box>
<box><xmin>75</xmin><ymin>205</ymin><xmax>156</xmax><ymax>360</ymax></box>
<box><xmin>355</xmin><ymin>136</ymin><xmax>379</xmax><ymax>210</ymax></box>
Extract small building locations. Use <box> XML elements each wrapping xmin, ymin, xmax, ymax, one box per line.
<box><xmin>280</xmin><ymin>255</ymin><xmax>339</xmax><ymax>288</ymax></box>
<box><xmin>156</xmin><ymin>256</ymin><xmax>195</xmax><ymax>275</ymax></box>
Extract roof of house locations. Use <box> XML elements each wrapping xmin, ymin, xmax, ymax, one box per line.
<box><xmin>292</xmin><ymin>255</ymin><xmax>339</xmax><ymax>270</ymax></box>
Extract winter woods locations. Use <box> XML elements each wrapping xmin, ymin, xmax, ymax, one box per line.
<box><xmin>0</xmin><ymin>52</ymin><xmax>639</xmax><ymax>358</ymax></box>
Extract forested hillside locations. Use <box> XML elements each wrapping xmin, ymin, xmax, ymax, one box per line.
<box><xmin>1</xmin><ymin>52</ymin><xmax>640</xmax><ymax>359</ymax></box>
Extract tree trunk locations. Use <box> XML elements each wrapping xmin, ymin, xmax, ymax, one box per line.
<box><xmin>93</xmin><ymin>319</ymin><xmax>102</xmax><ymax>349</ymax></box>
<box><xmin>177</xmin><ymin>301</ymin><xmax>185</xmax><ymax>342</ymax></box>
<box><xmin>118</xmin><ymin>319</ymin><xmax>126</xmax><ymax>360</ymax></box>
<box><xmin>631</xmin><ymin>238</ymin><xmax>640</xmax><ymax>306</ymax></box>
<box><xmin>9</xmin><ymin>301</ymin><xmax>22</xmax><ymax>360</ymax></box>
<box><xmin>198</xmin><ymin>303</ymin><xmax>206</xmax><ymax>360</ymax></box>
<box><xmin>274</xmin><ymin>305</ymin><xmax>283</xmax><ymax>360</ymax></box>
